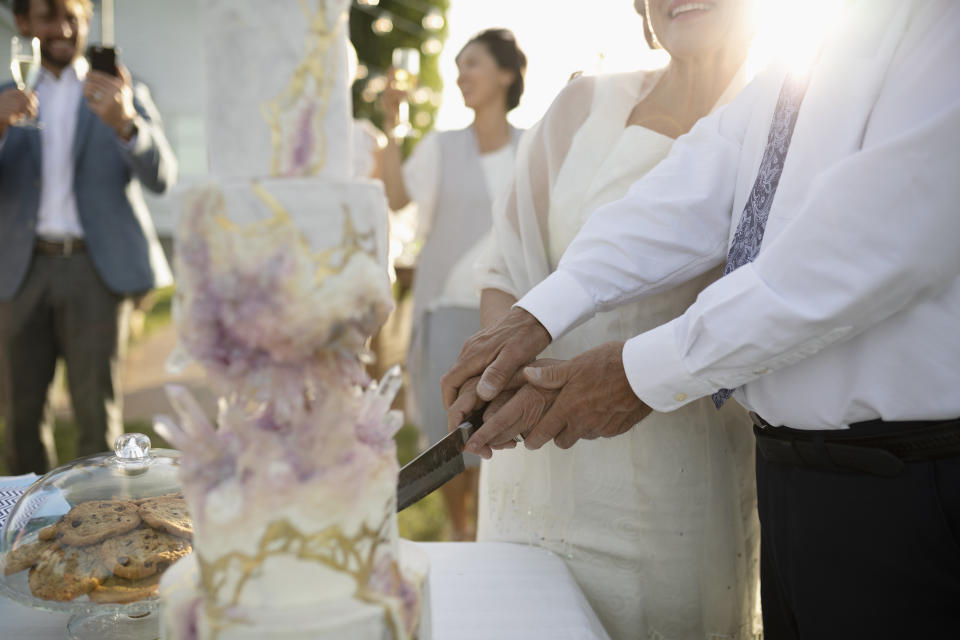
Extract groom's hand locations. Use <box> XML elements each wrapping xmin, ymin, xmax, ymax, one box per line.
<box><xmin>441</xmin><ymin>306</ymin><xmax>551</xmax><ymax>413</ymax></box>
<box><xmin>486</xmin><ymin>342</ymin><xmax>652</xmax><ymax>452</ymax></box>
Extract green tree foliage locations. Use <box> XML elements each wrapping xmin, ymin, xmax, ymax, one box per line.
<box><xmin>350</xmin><ymin>0</ymin><xmax>449</xmax><ymax>155</ymax></box>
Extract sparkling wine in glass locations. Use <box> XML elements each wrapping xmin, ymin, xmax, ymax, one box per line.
<box><xmin>10</xmin><ymin>35</ymin><xmax>41</xmax><ymax>128</ymax></box>
<box><xmin>391</xmin><ymin>47</ymin><xmax>420</xmax><ymax>138</ymax></box>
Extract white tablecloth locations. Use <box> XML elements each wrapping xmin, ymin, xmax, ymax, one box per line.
<box><xmin>0</xmin><ymin>542</ymin><xmax>610</xmax><ymax>639</ymax></box>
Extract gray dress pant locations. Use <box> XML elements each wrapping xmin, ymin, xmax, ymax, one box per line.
<box><xmin>0</xmin><ymin>252</ymin><xmax>130</xmax><ymax>473</ymax></box>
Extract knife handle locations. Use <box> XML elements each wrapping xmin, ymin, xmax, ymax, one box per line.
<box><xmin>459</xmin><ymin>408</ymin><xmax>486</xmax><ymax>442</ymax></box>
<box><xmin>462</xmin><ymin>408</ymin><xmax>485</xmax><ymax>429</ymax></box>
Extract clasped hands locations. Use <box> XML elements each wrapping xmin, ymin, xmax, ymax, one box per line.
<box><xmin>441</xmin><ymin>307</ymin><xmax>652</xmax><ymax>459</ymax></box>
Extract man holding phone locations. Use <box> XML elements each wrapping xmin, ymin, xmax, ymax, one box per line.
<box><xmin>0</xmin><ymin>0</ymin><xmax>176</xmax><ymax>473</ymax></box>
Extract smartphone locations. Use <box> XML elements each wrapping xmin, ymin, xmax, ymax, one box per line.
<box><xmin>87</xmin><ymin>45</ymin><xmax>118</xmax><ymax>76</ymax></box>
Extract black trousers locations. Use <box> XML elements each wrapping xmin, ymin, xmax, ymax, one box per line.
<box><xmin>0</xmin><ymin>253</ymin><xmax>130</xmax><ymax>474</ymax></box>
<box><xmin>757</xmin><ymin>442</ymin><xmax>960</xmax><ymax>638</ymax></box>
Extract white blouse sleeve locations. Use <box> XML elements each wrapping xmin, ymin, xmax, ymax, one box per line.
<box><xmin>476</xmin><ymin>77</ymin><xmax>597</xmax><ymax>300</ymax></box>
<box><xmin>402</xmin><ymin>131</ymin><xmax>441</xmax><ymax>242</ymax></box>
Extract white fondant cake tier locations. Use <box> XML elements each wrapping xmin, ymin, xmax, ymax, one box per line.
<box><xmin>172</xmin><ymin>178</ymin><xmax>391</xmax><ymax>381</ymax></box>
<box><xmin>190</xmin><ymin>467</ymin><xmax>398</xmax><ymax>610</ymax></box>
<box><xmin>160</xmin><ymin>541</ymin><xmax>431</xmax><ymax>640</ymax></box>
<box><xmin>202</xmin><ymin>0</ymin><xmax>353</xmax><ymax>180</ymax></box>
<box><xmin>192</xmin><ymin>178</ymin><xmax>388</xmax><ymax>267</ymax></box>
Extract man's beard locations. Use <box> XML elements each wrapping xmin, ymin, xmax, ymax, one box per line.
<box><xmin>41</xmin><ymin>39</ymin><xmax>79</xmax><ymax>71</ymax></box>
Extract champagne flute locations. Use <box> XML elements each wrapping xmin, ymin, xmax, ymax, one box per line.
<box><xmin>10</xmin><ymin>35</ymin><xmax>42</xmax><ymax>128</ymax></box>
<box><xmin>390</xmin><ymin>47</ymin><xmax>420</xmax><ymax>138</ymax></box>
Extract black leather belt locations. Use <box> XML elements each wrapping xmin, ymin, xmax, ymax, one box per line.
<box><xmin>752</xmin><ymin>412</ymin><xmax>960</xmax><ymax>477</ymax></box>
<box><xmin>35</xmin><ymin>237</ymin><xmax>86</xmax><ymax>256</ymax></box>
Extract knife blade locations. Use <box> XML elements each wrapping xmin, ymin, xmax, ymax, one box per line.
<box><xmin>396</xmin><ymin>410</ymin><xmax>483</xmax><ymax>512</ymax></box>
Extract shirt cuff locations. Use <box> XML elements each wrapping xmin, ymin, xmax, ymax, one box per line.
<box><xmin>118</xmin><ymin>117</ymin><xmax>147</xmax><ymax>153</ymax></box>
<box><xmin>622</xmin><ymin>320</ymin><xmax>717</xmax><ymax>412</ymax></box>
<box><xmin>514</xmin><ymin>269</ymin><xmax>595</xmax><ymax>340</ymax></box>
<box><xmin>120</xmin><ymin>131</ymin><xmax>139</xmax><ymax>150</ymax></box>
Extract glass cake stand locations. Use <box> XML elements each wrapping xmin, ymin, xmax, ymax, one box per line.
<box><xmin>0</xmin><ymin>434</ymin><xmax>189</xmax><ymax>640</ymax></box>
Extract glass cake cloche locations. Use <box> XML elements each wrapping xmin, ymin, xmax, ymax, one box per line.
<box><xmin>0</xmin><ymin>433</ymin><xmax>191</xmax><ymax>639</ymax></box>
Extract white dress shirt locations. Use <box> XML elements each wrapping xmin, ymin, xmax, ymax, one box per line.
<box><xmin>516</xmin><ymin>0</ymin><xmax>960</xmax><ymax>430</ymax></box>
<box><xmin>34</xmin><ymin>57</ymin><xmax>88</xmax><ymax>238</ymax></box>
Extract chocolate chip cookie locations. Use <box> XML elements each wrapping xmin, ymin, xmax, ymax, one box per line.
<box><xmin>28</xmin><ymin>544</ymin><xmax>110</xmax><ymax>601</ymax></box>
<box><xmin>138</xmin><ymin>495</ymin><xmax>192</xmax><ymax>539</ymax></box>
<box><xmin>57</xmin><ymin>500</ymin><xmax>141</xmax><ymax>547</ymax></box>
<box><xmin>3</xmin><ymin>539</ymin><xmax>55</xmax><ymax>576</ymax></box>
<box><xmin>88</xmin><ymin>573</ymin><xmax>162</xmax><ymax>604</ymax></box>
<box><xmin>37</xmin><ymin>522</ymin><xmax>60</xmax><ymax>542</ymax></box>
<box><xmin>99</xmin><ymin>528</ymin><xmax>192</xmax><ymax>579</ymax></box>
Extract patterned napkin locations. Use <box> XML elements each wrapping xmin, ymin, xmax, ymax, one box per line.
<box><xmin>0</xmin><ymin>474</ymin><xmax>39</xmax><ymax>530</ymax></box>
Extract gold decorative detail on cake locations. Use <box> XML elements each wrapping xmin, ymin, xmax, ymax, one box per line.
<box><xmin>248</xmin><ymin>181</ymin><xmax>378</xmax><ymax>280</ymax></box>
<box><xmin>261</xmin><ymin>0</ymin><xmax>337</xmax><ymax>176</ymax></box>
<box><xmin>247</xmin><ymin>181</ymin><xmax>295</xmax><ymax>224</ymax></box>
<box><xmin>197</xmin><ymin>512</ymin><xmax>401</xmax><ymax>639</ymax></box>
<box><xmin>314</xmin><ymin>205</ymin><xmax>379</xmax><ymax>280</ymax></box>
<box><xmin>205</xmin><ymin>183</ymin><xmax>378</xmax><ymax>287</ymax></box>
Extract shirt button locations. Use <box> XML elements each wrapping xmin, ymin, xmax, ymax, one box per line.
<box><xmin>674</xmin><ymin>392</ymin><xmax>687</xmax><ymax>402</ymax></box>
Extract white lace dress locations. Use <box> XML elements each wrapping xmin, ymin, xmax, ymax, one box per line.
<box><xmin>476</xmin><ymin>69</ymin><xmax>761</xmax><ymax>640</ymax></box>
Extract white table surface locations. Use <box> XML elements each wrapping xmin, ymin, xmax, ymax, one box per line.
<box><xmin>0</xmin><ymin>542</ymin><xmax>611</xmax><ymax>640</ymax></box>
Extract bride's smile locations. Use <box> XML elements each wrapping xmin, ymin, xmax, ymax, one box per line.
<box><xmin>667</xmin><ymin>1</ymin><xmax>716</xmax><ymax>20</ymax></box>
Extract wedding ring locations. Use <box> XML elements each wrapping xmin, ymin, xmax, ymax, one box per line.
<box><xmin>92</xmin><ymin>91</ymin><xmax>103</xmax><ymax>101</ymax></box>
<box><xmin>513</xmin><ymin>434</ymin><xmax>524</xmax><ymax>444</ymax></box>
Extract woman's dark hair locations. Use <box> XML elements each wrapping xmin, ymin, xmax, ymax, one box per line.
<box><xmin>458</xmin><ymin>28</ymin><xmax>527</xmax><ymax>111</ymax></box>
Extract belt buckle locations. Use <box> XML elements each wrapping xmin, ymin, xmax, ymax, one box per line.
<box><xmin>749</xmin><ymin>411</ymin><xmax>774</xmax><ymax>430</ymax></box>
<box><xmin>62</xmin><ymin>238</ymin><xmax>73</xmax><ymax>257</ymax></box>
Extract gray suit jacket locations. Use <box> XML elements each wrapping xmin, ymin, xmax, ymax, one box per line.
<box><xmin>0</xmin><ymin>80</ymin><xmax>177</xmax><ymax>301</ymax></box>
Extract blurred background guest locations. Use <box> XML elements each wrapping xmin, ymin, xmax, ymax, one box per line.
<box><xmin>379</xmin><ymin>27</ymin><xmax>526</xmax><ymax>540</ymax></box>
<box><xmin>0</xmin><ymin>0</ymin><xmax>175</xmax><ymax>473</ymax></box>
<box><xmin>353</xmin><ymin>117</ymin><xmax>386</xmax><ymax>180</ymax></box>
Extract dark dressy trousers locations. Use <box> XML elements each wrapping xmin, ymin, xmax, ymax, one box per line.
<box><xmin>756</xmin><ymin>423</ymin><xmax>960</xmax><ymax>639</ymax></box>
<box><xmin>0</xmin><ymin>251</ymin><xmax>130</xmax><ymax>474</ymax></box>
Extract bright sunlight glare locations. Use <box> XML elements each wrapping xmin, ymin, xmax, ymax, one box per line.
<box><xmin>433</xmin><ymin>0</ymin><xmax>835</xmax><ymax>131</ymax></box>
<box><xmin>748</xmin><ymin>0</ymin><xmax>836</xmax><ymax>77</ymax></box>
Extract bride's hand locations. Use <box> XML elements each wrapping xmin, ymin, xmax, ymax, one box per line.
<box><xmin>441</xmin><ymin>307</ymin><xmax>552</xmax><ymax>413</ymax></box>
<box><xmin>446</xmin><ymin>367</ymin><xmax>530</xmax><ymax>432</ymax></box>
<box><xmin>459</xmin><ymin>359</ymin><xmax>565</xmax><ymax>458</ymax></box>
<box><xmin>485</xmin><ymin>382</ymin><xmax>562</xmax><ymax>453</ymax></box>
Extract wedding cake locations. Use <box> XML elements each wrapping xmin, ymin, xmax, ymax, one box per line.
<box><xmin>155</xmin><ymin>1</ymin><xmax>427</xmax><ymax>638</ymax></box>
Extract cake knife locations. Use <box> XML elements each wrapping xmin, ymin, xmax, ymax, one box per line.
<box><xmin>396</xmin><ymin>410</ymin><xmax>484</xmax><ymax>512</ymax></box>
